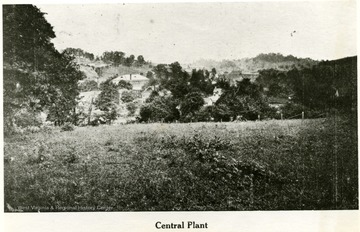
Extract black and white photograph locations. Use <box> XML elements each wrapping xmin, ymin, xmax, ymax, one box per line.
<box><xmin>2</xmin><ymin>0</ymin><xmax>358</xmax><ymax>230</ymax></box>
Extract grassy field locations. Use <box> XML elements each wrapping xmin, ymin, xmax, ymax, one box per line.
<box><xmin>4</xmin><ymin>117</ymin><xmax>358</xmax><ymax>211</ymax></box>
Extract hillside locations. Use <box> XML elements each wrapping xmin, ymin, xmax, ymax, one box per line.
<box><xmin>74</xmin><ymin>56</ymin><xmax>152</xmax><ymax>82</ymax></box>
<box><xmin>72</xmin><ymin>52</ymin><xmax>152</xmax><ymax>124</ymax></box>
<box><xmin>95</xmin><ymin>64</ymin><xmax>152</xmax><ymax>83</ymax></box>
<box><xmin>64</xmin><ymin>47</ymin><xmax>153</xmax><ymax>83</ymax></box>
<box><xmin>186</xmin><ymin>53</ymin><xmax>319</xmax><ymax>73</ymax></box>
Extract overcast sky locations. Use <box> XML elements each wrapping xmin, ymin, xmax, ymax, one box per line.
<box><xmin>37</xmin><ymin>1</ymin><xmax>357</xmax><ymax>64</ymax></box>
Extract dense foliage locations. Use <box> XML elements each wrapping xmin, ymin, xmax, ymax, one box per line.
<box><xmin>140</xmin><ymin>96</ymin><xmax>180</xmax><ymax>122</ymax></box>
<box><xmin>63</xmin><ymin>48</ymin><xmax>95</xmax><ymax>60</ymax></box>
<box><xmin>3</xmin><ymin>5</ymin><xmax>84</xmax><ymax>132</ymax></box>
<box><xmin>258</xmin><ymin>56</ymin><xmax>357</xmax><ymax>117</ymax></box>
<box><xmin>79</xmin><ymin>80</ymin><xmax>99</xmax><ymax>92</ymax></box>
<box><xmin>94</xmin><ymin>79</ymin><xmax>119</xmax><ymax>123</ymax></box>
<box><xmin>120</xmin><ymin>91</ymin><xmax>137</xmax><ymax>103</ymax></box>
<box><xmin>140</xmin><ymin>62</ymin><xmax>273</xmax><ymax>122</ymax></box>
<box><xmin>117</xmin><ymin>80</ymin><xmax>133</xmax><ymax>90</ymax></box>
<box><xmin>101</xmin><ymin>51</ymin><xmax>146</xmax><ymax>67</ymax></box>
<box><xmin>216</xmin><ymin>79</ymin><xmax>274</xmax><ymax>121</ymax></box>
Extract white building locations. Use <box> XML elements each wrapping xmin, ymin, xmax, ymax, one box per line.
<box><xmin>112</xmin><ymin>74</ymin><xmax>149</xmax><ymax>91</ymax></box>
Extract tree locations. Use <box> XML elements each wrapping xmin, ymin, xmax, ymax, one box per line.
<box><xmin>3</xmin><ymin>5</ymin><xmax>84</xmax><ymax>130</ymax></box>
<box><xmin>216</xmin><ymin>79</ymin><xmax>269</xmax><ymax>120</ymax></box>
<box><xmin>287</xmin><ymin>66</ymin><xmax>334</xmax><ymax>110</ymax></box>
<box><xmin>193</xmin><ymin>106</ymin><xmax>215</xmax><ymax>122</ymax></box>
<box><xmin>126</xmin><ymin>103</ymin><xmax>137</xmax><ymax>116</ymax></box>
<box><xmin>137</xmin><ymin>55</ymin><xmax>145</xmax><ymax>66</ymax></box>
<box><xmin>256</xmin><ymin>69</ymin><xmax>290</xmax><ymax>98</ymax></box>
<box><xmin>44</xmin><ymin>52</ymin><xmax>85</xmax><ymax>125</ymax></box>
<box><xmin>3</xmin><ymin>5</ymin><xmax>55</xmax><ymax>70</ymax></box>
<box><xmin>79</xmin><ymin>80</ymin><xmax>98</xmax><ymax>92</ymax></box>
<box><xmin>117</xmin><ymin>80</ymin><xmax>133</xmax><ymax>90</ymax></box>
<box><xmin>125</xmin><ymin>54</ymin><xmax>135</xmax><ymax>66</ymax></box>
<box><xmin>145</xmin><ymin>90</ymin><xmax>160</xmax><ymax>103</ymax></box>
<box><xmin>164</xmin><ymin>62</ymin><xmax>192</xmax><ymax>100</ymax></box>
<box><xmin>121</xmin><ymin>91</ymin><xmax>136</xmax><ymax>103</ymax></box>
<box><xmin>215</xmin><ymin>76</ymin><xmax>231</xmax><ymax>90</ymax></box>
<box><xmin>139</xmin><ymin>96</ymin><xmax>180</xmax><ymax>122</ymax></box>
<box><xmin>113</xmin><ymin>51</ymin><xmax>125</xmax><ymax>66</ymax></box>
<box><xmin>211</xmin><ymin>68</ymin><xmax>217</xmax><ymax>79</ymax></box>
<box><xmin>63</xmin><ymin>48</ymin><xmax>95</xmax><ymax>60</ymax></box>
<box><xmin>212</xmin><ymin>104</ymin><xmax>232</xmax><ymax>122</ymax></box>
<box><xmin>180</xmin><ymin>92</ymin><xmax>205</xmax><ymax>119</ymax></box>
<box><xmin>94</xmin><ymin>79</ymin><xmax>119</xmax><ymax>123</ymax></box>
<box><xmin>146</xmin><ymin>71</ymin><xmax>154</xmax><ymax>79</ymax></box>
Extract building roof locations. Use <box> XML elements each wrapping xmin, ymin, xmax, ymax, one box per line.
<box><xmin>112</xmin><ymin>74</ymin><xmax>149</xmax><ymax>91</ymax></box>
<box><xmin>112</xmin><ymin>74</ymin><xmax>148</xmax><ymax>84</ymax></box>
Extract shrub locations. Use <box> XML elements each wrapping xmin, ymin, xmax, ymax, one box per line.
<box><xmin>121</xmin><ymin>91</ymin><xmax>136</xmax><ymax>103</ymax></box>
<box><xmin>126</xmin><ymin>102</ymin><xmax>137</xmax><ymax>116</ymax></box>
<box><xmin>139</xmin><ymin>96</ymin><xmax>180</xmax><ymax>122</ymax></box>
<box><xmin>280</xmin><ymin>102</ymin><xmax>304</xmax><ymax>118</ymax></box>
<box><xmin>79</xmin><ymin>80</ymin><xmax>98</xmax><ymax>92</ymax></box>
<box><xmin>14</xmin><ymin>108</ymin><xmax>43</xmax><ymax>128</ymax></box>
<box><xmin>117</xmin><ymin>80</ymin><xmax>132</xmax><ymax>90</ymax></box>
<box><xmin>61</xmin><ymin>122</ymin><xmax>74</xmax><ymax>132</ymax></box>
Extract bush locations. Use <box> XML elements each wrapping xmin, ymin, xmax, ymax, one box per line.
<box><xmin>280</xmin><ymin>102</ymin><xmax>326</xmax><ymax>119</ymax></box>
<box><xmin>193</xmin><ymin>106</ymin><xmax>214</xmax><ymax>122</ymax></box>
<box><xmin>280</xmin><ymin>102</ymin><xmax>304</xmax><ymax>119</ymax></box>
<box><xmin>126</xmin><ymin>103</ymin><xmax>137</xmax><ymax>116</ymax></box>
<box><xmin>14</xmin><ymin>108</ymin><xmax>43</xmax><ymax>128</ymax></box>
<box><xmin>79</xmin><ymin>80</ymin><xmax>98</xmax><ymax>92</ymax></box>
<box><xmin>95</xmin><ymin>79</ymin><xmax>119</xmax><ymax>123</ymax></box>
<box><xmin>117</xmin><ymin>80</ymin><xmax>132</xmax><ymax>90</ymax></box>
<box><xmin>139</xmin><ymin>96</ymin><xmax>180</xmax><ymax>122</ymax></box>
<box><xmin>121</xmin><ymin>91</ymin><xmax>136</xmax><ymax>103</ymax></box>
<box><xmin>61</xmin><ymin>123</ymin><xmax>74</xmax><ymax>131</ymax></box>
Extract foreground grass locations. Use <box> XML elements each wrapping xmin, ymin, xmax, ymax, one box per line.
<box><xmin>4</xmin><ymin>117</ymin><xmax>358</xmax><ymax>211</ymax></box>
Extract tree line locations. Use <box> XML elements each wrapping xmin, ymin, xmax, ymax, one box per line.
<box><xmin>138</xmin><ymin>62</ymin><xmax>274</xmax><ymax>123</ymax></box>
<box><xmin>63</xmin><ymin>48</ymin><xmax>95</xmax><ymax>61</ymax></box>
<box><xmin>63</xmin><ymin>48</ymin><xmax>147</xmax><ymax>67</ymax></box>
<box><xmin>257</xmin><ymin>56</ymin><xmax>357</xmax><ymax>116</ymax></box>
<box><xmin>100</xmin><ymin>51</ymin><xmax>146</xmax><ymax>67</ymax></box>
<box><xmin>138</xmin><ymin>56</ymin><xmax>356</xmax><ymax>123</ymax></box>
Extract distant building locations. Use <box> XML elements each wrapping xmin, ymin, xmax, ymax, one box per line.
<box><xmin>112</xmin><ymin>74</ymin><xmax>149</xmax><ymax>91</ymax></box>
<box><xmin>226</xmin><ymin>70</ymin><xmax>259</xmax><ymax>85</ymax></box>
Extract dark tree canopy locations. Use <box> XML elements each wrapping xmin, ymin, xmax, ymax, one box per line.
<box><xmin>63</xmin><ymin>48</ymin><xmax>95</xmax><ymax>60</ymax></box>
<box><xmin>136</xmin><ymin>55</ymin><xmax>145</xmax><ymax>66</ymax></box>
<box><xmin>94</xmin><ymin>79</ymin><xmax>119</xmax><ymax>123</ymax></box>
<box><xmin>180</xmin><ymin>92</ymin><xmax>205</xmax><ymax>119</ymax></box>
<box><xmin>139</xmin><ymin>96</ymin><xmax>180</xmax><ymax>123</ymax></box>
<box><xmin>3</xmin><ymin>5</ymin><xmax>56</xmax><ymax>70</ymax></box>
<box><xmin>3</xmin><ymin>5</ymin><xmax>84</xmax><ymax>129</ymax></box>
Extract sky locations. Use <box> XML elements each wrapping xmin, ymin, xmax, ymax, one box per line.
<box><xmin>37</xmin><ymin>1</ymin><xmax>357</xmax><ymax>64</ymax></box>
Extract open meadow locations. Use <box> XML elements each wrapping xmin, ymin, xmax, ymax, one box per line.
<box><xmin>4</xmin><ymin>117</ymin><xmax>358</xmax><ymax>211</ymax></box>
